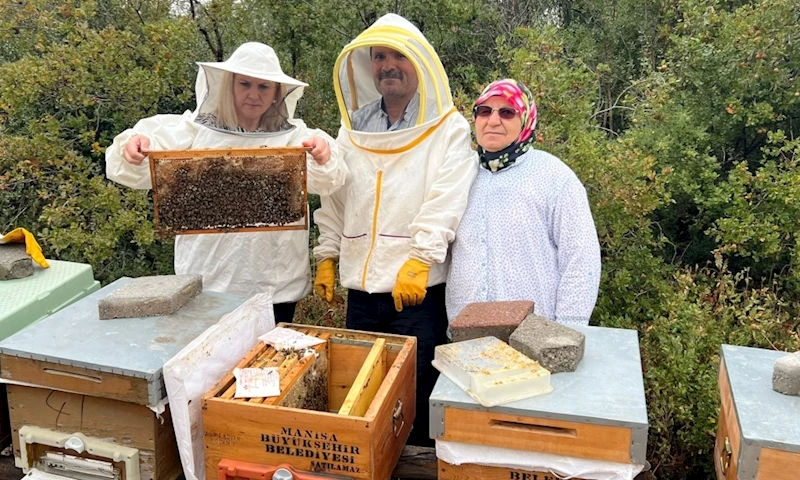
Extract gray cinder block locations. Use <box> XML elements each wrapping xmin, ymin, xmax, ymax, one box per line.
<box><xmin>773</xmin><ymin>351</ymin><xmax>800</xmax><ymax>396</ymax></box>
<box><xmin>0</xmin><ymin>244</ymin><xmax>34</xmax><ymax>280</ymax></box>
<box><xmin>509</xmin><ymin>314</ymin><xmax>586</xmax><ymax>373</ymax></box>
<box><xmin>98</xmin><ymin>274</ymin><xmax>203</xmax><ymax>320</ymax></box>
<box><xmin>450</xmin><ymin>301</ymin><xmax>534</xmax><ymax>343</ymax></box>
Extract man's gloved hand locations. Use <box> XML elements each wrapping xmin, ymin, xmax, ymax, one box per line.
<box><xmin>314</xmin><ymin>258</ymin><xmax>337</xmax><ymax>303</ymax></box>
<box><xmin>392</xmin><ymin>259</ymin><xmax>430</xmax><ymax>312</ymax></box>
<box><xmin>0</xmin><ymin>228</ymin><xmax>50</xmax><ymax>268</ymax></box>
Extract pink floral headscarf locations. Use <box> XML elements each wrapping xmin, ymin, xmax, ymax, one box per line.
<box><xmin>474</xmin><ymin>79</ymin><xmax>537</xmax><ymax>144</ymax></box>
<box><xmin>473</xmin><ymin>79</ymin><xmax>538</xmax><ymax>173</ymax></box>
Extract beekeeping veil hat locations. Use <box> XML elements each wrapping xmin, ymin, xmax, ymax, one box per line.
<box><xmin>194</xmin><ymin>42</ymin><xmax>308</xmax><ymax>123</ymax></box>
<box><xmin>334</xmin><ymin>14</ymin><xmax>454</xmax><ymax>131</ymax></box>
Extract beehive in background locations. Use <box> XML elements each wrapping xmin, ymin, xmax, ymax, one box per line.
<box><xmin>715</xmin><ymin>345</ymin><xmax>800</xmax><ymax>480</ymax></box>
<box><xmin>149</xmin><ymin>147</ymin><xmax>308</xmax><ymax>236</ymax></box>
<box><xmin>0</xmin><ymin>260</ymin><xmax>100</xmax><ymax>450</ymax></box>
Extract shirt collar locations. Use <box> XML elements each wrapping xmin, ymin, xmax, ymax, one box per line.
<box><xmin>379</xmin><ymin>94</ymin><xmax>420</xmax><ymax>130</ymax></box>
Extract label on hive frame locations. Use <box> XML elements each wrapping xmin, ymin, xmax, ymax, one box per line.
<box><xmin>208</xmin><ymin>432</ymin><xmax>240</xmax><ymax>446</ymax></box>
<box><xmin>260</xmin><ymin>427</ymin><xmax>363</xmax><ymax>474</ymax></box>
<box><xmin>233</xmin><ymin>367</ymin><xmax>280</xmax><ymax>398</ymax></box>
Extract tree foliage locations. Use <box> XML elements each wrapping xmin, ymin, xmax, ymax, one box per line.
<box><xmin>0</xmin><ymin>0</ymin><xmax>200</xmax><ymax>283</ymax></box>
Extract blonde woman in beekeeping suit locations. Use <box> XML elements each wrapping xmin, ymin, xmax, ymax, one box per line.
<box><xmin>313</xmin><ymin>14</ymin><xmax>478</xmax><ymax>446</ymax></box>
<box><xmin>106</xmin><ymin>42</ymin><xmax>348</xmax><ymax>324</ymax></box>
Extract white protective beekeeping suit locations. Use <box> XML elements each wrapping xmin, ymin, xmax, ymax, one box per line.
<box><xmin>106</xmin><ymin>42</ymin><xmax>347</xmax><ymax>302</ymax></box>
<box><xmin>314</xmin><ymin>14</ymin><xmax>478</xmax><ymax>293</ymax></box>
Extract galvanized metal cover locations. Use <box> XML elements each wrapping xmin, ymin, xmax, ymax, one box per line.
<box><xmin>430</xmin><ymin>325</ymin><xmax>648</xmax><ymax>462</ymax></box>
<box><xmin>0</xmin><ymin>277</ymin><xmax>245</xmax><ymax>405</ymax></box>
<box><xmin>722</xmin><ymin>344</ymin><xmax>800</xmax><ymax>455</ymax></box>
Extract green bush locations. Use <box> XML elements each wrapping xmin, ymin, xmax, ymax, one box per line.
<box><xmin>502</xmin><ymin>19</ymin><xmax>800</xmax><ymax>479</ymax></box>
<box><xmin>643</xmin><ymin>261</ymin><xmax>800</xmax><ymax>478</ymax></box>
<box><xmin>0</xmin><ymin>11</ymin><xmax>200</xmax><ymax>284</ymax></box>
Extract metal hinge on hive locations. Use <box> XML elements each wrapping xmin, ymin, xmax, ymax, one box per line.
<box><xmin>392</xmin><ymin>399</ymin><xmax>404</xmax><ymax>437</ymax></box>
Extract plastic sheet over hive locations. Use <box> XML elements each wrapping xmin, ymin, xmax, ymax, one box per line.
<box><xmin>148</xmin><ymin>147</ymin><xmax>308</xmax><ymax>236</ymax></box>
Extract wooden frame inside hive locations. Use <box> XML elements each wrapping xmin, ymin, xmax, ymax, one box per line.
<box><xmin>148</xmin><ymin>147</ymin><xmax>308</xmax><ymax>236</ymax></box>
<box><xmin>210</xmin><ymin>329</ymin><xmax>390</xmax><ymax>415</ymax></box>
<box><xmin>213</xmin><ymin>329</ymin><xmax>331</xmax><ymax>410</ymax></box>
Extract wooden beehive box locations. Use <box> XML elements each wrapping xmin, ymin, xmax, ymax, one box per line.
<box><xmin>431</xmin><ymin>326</ymin><xmax>648</xmax><ymax>477</ymax></box>
<box><xmin>148</xmin><ymin>147</ymin><xmax>308</xmax><ymax>236</ymax></box>
<box><xmin>0</xmin><ymin>277</ymin><xmax>247</xmax><ymax>480</ymax></box>
<box><xmin>715</xmin><ymin>345</ymin><xmax>800</xmax><ymax>480</ymax></box>
<box><xmin>202</xmin><ymin>324</ymin><xmax>417</xmax><ymax>480</ymax></box>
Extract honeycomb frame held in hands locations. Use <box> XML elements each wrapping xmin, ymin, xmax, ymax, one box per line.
<box><xmin>148</xmin><ymin>147</ymin><xmax>308</xmax><ymax>236</ymax></box>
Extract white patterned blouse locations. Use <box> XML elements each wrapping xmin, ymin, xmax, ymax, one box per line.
<box><xmin>445</xmin><ymin>148</ymin><xmax>602</xmax><ymax>326</ymax></box>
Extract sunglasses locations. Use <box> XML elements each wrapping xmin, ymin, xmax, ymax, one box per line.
<box><xmin>473</xmin><ymin>105</ymin><xmax>520</xmax><ymax>120</ymax></box>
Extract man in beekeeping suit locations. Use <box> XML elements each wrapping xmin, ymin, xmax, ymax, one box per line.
<box><xmin>313</xmin><ymin>14</ymin><xmax>478</xmax><ymax>446</ymax></box>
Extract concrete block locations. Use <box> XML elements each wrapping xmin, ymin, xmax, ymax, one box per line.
<box><xmin>509</xmin><ymin>314</ymin><xmax>585</xmax><ymax>373</ymax></box>
<box><xmin>0</xmin><ymin>244</ymin><xmax>34</xmax><ymax>280</ymax></box>
<box><xmin>773</xmin><ymin>351</ymin><xmax>800</xmax><ymax>396</ymax></box>
<box><xmin>450</xmin><ymin>300</ymin><xmax>534</xmax><ymax>343</ymax></box>
<box><xmin>98</xmin><ymin>274</ymin><xmax>203</xmax><ymax>320</ymax></box>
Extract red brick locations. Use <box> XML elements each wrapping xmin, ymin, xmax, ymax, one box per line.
<box><xmin>450</xmin><ymin>301</ymin><xmax>534</xmax><ymax>343</ymax></box>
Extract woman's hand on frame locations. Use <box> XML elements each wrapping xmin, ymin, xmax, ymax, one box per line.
<box><xmin>123</xmin><ymin>135</ymin><xmax>151</xmax><ymax>165</ymax></box>
<box><xmin>302</xmin><ymin>136</ymin><xmax>331</xmax><ymax>166</ymax></box>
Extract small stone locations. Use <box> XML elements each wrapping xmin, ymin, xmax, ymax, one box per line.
<box><xmin>450</xmin><ymin>301</ymin><xmax>534</xmax><ymax>343</ymax></box>
<box><xmin>773</xmin><ymin>352</ymin><xmax>800</xmax><ymax>396</ymax></box>
<box><xmin>509</xmin><ymin>314</ymin><xmax>586</xmax><ymax>373</ymax></box>
<box><xmin>98</xmin><ymin>274</ymin><xmax>203</xmax><ymax>320</ymax></box>
<box><xmin>0</xmin><ymin>244</ymin><xmax>34</xmax><ymax>280</ymax></box>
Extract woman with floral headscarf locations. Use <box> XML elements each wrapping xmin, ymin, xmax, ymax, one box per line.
<box><xmin>445</xmin><ymin>79</ymin><xmax>602</xmax><ymax>326</ymax></box>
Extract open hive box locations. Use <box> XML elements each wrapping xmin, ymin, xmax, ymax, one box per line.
<box><xmin>202</xmin><ymin>324</ymin><xmax>417</xmax><ymax>480</ymax></box>
<box><xmin>148</xmin><ymin>147</ymin><xmax>308</xmax><ymax>236</ymax></box>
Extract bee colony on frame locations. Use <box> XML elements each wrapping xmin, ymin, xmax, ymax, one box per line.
<box><xmin>148</xmin><ymin>147</ymin><xmax>308</xmax><ymax>236</ymax></box>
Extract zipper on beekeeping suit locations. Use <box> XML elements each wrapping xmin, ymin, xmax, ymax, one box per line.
<box><xmin>361</xmin><ymin>170</ymin><xmax>383</xmax><ymax>290</ymax></box>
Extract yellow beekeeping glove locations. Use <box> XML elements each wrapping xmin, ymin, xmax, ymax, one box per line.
<box><xmin>314</xmin><ymin>258</ymin><xmax>337</xmax><ymax>303</ymax></box>
<box><xmin>392</xmin><ymin>259</ymin><xmax>430</xmax><ymax>312</ymax></box>
<box><xmin>0</xmin><ymin>228</ymin><xmax>50</xmax><ymax>268</ymax></box>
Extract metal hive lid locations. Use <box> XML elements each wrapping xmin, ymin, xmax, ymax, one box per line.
<box><xmin>431</xmin><ymin>325</ymin><xmax>648</xmax><ymax>428</ymax></box>
<box><xmin>0</xmin><ymin>277</ymin><xmax>246</xmax><ymax>406</ymax></box>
